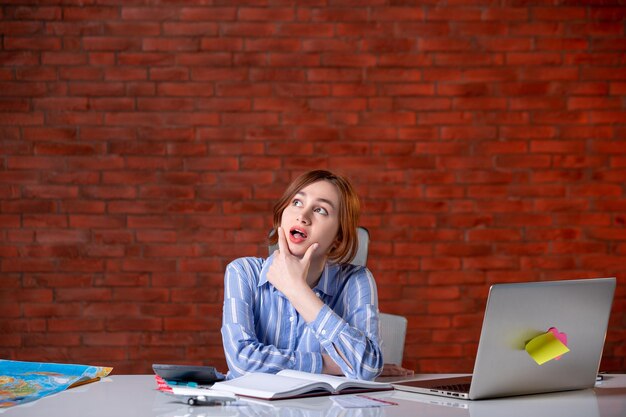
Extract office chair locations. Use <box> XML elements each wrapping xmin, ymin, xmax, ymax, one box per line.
<box><xmin>378</xmin><ymin>313</ymin><xmax>408</xmax><ymax>366</ymax></box>
<box><xmin>267</xmin><ymin>226</ymin><xmax>407</xmax><ymax>366</ymax></box>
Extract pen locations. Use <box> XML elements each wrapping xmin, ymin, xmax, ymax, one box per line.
<box><xmin>356</xmin><ymin>394</ymin><xmax>398</xmax><ymax>406</ymax></box>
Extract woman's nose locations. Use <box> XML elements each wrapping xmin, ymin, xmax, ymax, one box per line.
<box><xmin>296</xmin><ymin>212</ymin><xmax>311</xmax><ymax>224</ymax></box>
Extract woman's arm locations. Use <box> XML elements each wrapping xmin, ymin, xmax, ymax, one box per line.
<box><xmin>306</xmin><ymin>268</ymin><xmax>384</xmax><ymax>380</ymax></box>
<box><xmin>265</xmin><ymin>229</ymin><xmax>383</xmax><ymax>380</ymax></box>
<box><xmin>221</xmin><ymin>260</ymin><xmax>323</xmax><ymax>379</ymax></box>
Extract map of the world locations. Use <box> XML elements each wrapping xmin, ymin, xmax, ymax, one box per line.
<box><xmin>0</xmin><ymin>360</ymin><xmax>112</xmax><ymax>408</ymax></box>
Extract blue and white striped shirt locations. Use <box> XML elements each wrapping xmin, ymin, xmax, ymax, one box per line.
<box><xmin>221</xmin><ymin>254</ymin><xmax>383</xmax><ymax>380</ymax></box>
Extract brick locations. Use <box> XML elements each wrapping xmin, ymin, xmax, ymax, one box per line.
<box><xmin>367</xmin><ymin>68</ymin><xmax>422</xmax><ymax>82</ymax></box>
<box><xmin>379</xmin><ymin>53</ymin><xmax>432</xmax><ymax>67</ymax></box>
<box><xmin>341</xmin><ymin>127</ymin><xmax>395</xmax><ymax>142</ymax></box>
<box><xmin>236</xmin><ymin>7</ymin><xmax>293</xmax><ymax>21</ymax></box>
<box><xmin>101</xmin><ymin>66</ymin><xmax>147</xmax><ymax>81</ymax></box>
<box><xmin>250</xmin><ymin>69</ymin><xmax>306</xmax><ymax>83</ymax></box>
<box><xmin>154</xmin><ymin>83</ymin><xmax>214</xmax><ymax>97</ymax></box>
<box><xmin>278</xmin><ymin>23</ymin><xmax>334</xmax><ymax>37</ymax></box>
<box><xmin>570</xmin><ymin>22</ymin><xmax>623</xmax><ymax>36</ymax></box>
<box><xmin>138</xmin><ymin>185</ymin><xmax>194</xmax><ymax>199</ymax></box>
<box><xmin>233</xmin><ymin>51</ymin><xmax>269</xmax><ymax>67</ymax></box>
<box><xmin>419</xmin><ymin>111</ymin><xmax>473</xmax><ymax>125</ymax></box>
<box><xmin>309</xmin><ymin>7</ymin><xmax>368</xmax><ymax>21</ymax></box>
<box><xmin>0</xmin><ymin>99</ymin><xmax>28</xmax><ymax>114</ymax></box>
<box><xmin>14</xmin><ymin>67</ymin><xmax>55</xmax><ymax>81</ymax></box>
<box><xmin>464</xmin><ymin>68</ymin><xmax>519</xmax><ymax>82</ymax></box>
<box><xmin>0</xmin><ymin>111</ymin><xmax>44</xmax><ymax>125</ymax></box>
<box><xmin>4</xmin><ymin>36</ymin><xmax>61</xmax><ymax>51</ymax></box>
<box><xmin>307</xmin><ymin>68</ymin><xmax>362</xmax><ymax>82</ymax></box>
<box><xmin>117</xmin><ymin>52</ymin><xmax>175</xmax><ymax>67</ymax></box>
<box><xmin>361</xmin><ymin>112</ymin><xmax>416</xmax><ymax>126</ymax></box>
<box><xmin>0</xmin><ymin>321</ymin><xmax>47</xmax><ymax>342</ymax></box>
<box><xmin>83</xmin><ymin>244</ymin><xmax>124</xmax><ymax>258</ymax></box>
<box><xmin>157</xmin><ymin>22</ymin><xmax>217</xmax><ymax>37</ymax></box>
<box><xmin>478</xmin><ymin>37</ymin><xmax>534</xmax><ymax>52</ymax></box>
<box><xmin>106</xmin><ymin>318</ymin><xmax>163</xmax><ymax>332</ymax></box>
<box><xmin>21</xmin><ymin>332</ymin><xmax>81</xmax><ymax>347</ymax></box>
<box><xmin>566</xmin><ymin>52</ymin><xmax>623</xmax><ymax>66</ymax></box>
<box><xmin>336</xmin><ymin>22</ymin><xmax>393</xmax><ymax>37</ymax></box>
<box><xmin>581</xmin><ymin>255</ymin><xmax>625</xmax><ymax>269</ymax></box>
<box><xmin>191</xmin><ymin>68</ymin><xmax>247</xmax><ymax>82</ymax></box>
<box><xmin>212</xmin><ymin>82</ymin><xmax>264</xmax><ymax>97</ymax></box>
<box><xmin>553</xmin><ymin>155</ymin><xmax>605</xmax><ymax>169</ymax></box>
<box><xmin>454</xmin><ymin>97</ymin><xmax>507</xmax><ymax>110</ymax></box>
<box><xmin>530</xmin><ymin>140</ymin><xmax>585</xmax><ymax>153</ymax></box>
<box><xmin>149</xmin><ymin>67</ymin><xmax>189</xmax><ymax>81</ymax></box>
<box><xmin>163</xmin><ymin>317</ymin><xmax>219</xmax><ymax>332</ymax></box>
<box><xmin>322</xmin><ymin>53</ymin><xmax>377</xmax><ymax>67</ymax></box>
<box><xmin>174</xmin><ymin>52</ymin><xmax>232</xmax><ymax>67</ymax></box>
<box><xmin>406</xmin><ymin>314</ymin><xmax>452</xmax><ymax>330</ymax></box>
<box><xmin>36</xmin><ymin>142</ymin><xmax>103</xmax><ymax>156</ymax></box>
<box><xmin>371</xmin><ymin>142</ymin><xmax>415</xmax><ymax>155</ymax></box>
<box><xmin>435</xmin><ymin>52</ymin><xmax>502</xmax><ymax>66</ymax></box>
<box><xmin>177</xmin><ymin>6</ymin><xmax>236</xmax><ymax>21</ymax></box>
<box><xmin>83</xmin><ymin>333</ymin><xmax>140</xmax><ymax>348</ymax></box>
<box><xmin>110</xmin><ymin>141</ymin><xmax>166</xmax><ymax>156</ymax></box>
<box><xmin>32</xmin><ymin>97</ymin><xmax>89</xmax><ymax>112</ymax></box>
<box><xmin>361</xmin><ymin>39</ymin><xmax>417</xmax><ymax>54</ymax></box>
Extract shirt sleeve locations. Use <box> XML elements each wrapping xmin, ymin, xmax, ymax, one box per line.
<box><xmin>307</xmin><ymin>267</ymin><xmax>384</xmax><ymax>380</ymax></box>
<box><xmin>221</xmin><ymin>260</ymin><xmax>323</xmax><ymax>379</ymax></box>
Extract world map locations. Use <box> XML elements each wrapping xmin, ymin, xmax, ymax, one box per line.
<box><xmin>0</xmin><ymin>360</ymin><xmax>112</xmax><ymax>408</ymax></box>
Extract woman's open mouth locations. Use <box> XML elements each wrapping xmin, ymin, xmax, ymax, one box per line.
<box><xmin>289</xmin><ymin>227</ymin><xmax>308</xmax><ymax>244</ymax></box>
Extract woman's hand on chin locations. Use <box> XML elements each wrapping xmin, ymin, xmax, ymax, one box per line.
<box><xmin>267</xmin><ymin>226</ymin><xmax>318</xmax><ymax>298</ymax></box>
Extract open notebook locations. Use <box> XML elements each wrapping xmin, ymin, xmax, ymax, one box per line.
<box><xmin>211</xmin><ymin>370</ymin><xmax>393</xmax><ymax>400</ymax></box>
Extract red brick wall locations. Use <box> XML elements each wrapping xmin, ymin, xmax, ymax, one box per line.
<box><xmin>1</xmin><ymin>1</ymin><xmax>625</xmax><ymax>374</ymax></box>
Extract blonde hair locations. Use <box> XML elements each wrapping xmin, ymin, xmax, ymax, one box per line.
<box><xmin>269</xmin><ymin>170</ymin><xmax>360</xmax><ymax>264</ymax></box>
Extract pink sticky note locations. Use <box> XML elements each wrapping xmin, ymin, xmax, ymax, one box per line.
<box><xmin>548</xmin><ymin>327</ymin><xmax>568</xmax><ymax>360</ymax></box>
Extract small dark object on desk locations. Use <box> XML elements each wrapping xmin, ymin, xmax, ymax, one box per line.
<box><xmin>152</xmin><ymin>364</ymin><xmax>225</xmax><ymax>385</ymax></box>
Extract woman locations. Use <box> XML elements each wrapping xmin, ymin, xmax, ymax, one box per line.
<box><xmin>221</xmin><ymin>170</ymin><xmax>407</xmax><ymax>380</ymax></box>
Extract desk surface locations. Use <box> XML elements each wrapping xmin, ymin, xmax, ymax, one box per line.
<box><xmin>3</xmin><ymin>374</ymin><xmax>626</xmax><ymax>417</ymax></box>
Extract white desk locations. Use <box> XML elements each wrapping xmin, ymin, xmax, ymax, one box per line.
<box><xmin>3</xmin><ymin>374</ymin><xmax>626</xmax><ymax>417</ymax></box>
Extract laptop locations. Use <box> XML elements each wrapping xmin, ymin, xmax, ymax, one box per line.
<box><xmin>393</xmin><ymin>388</ymin><xmax>600</xmax><ymax>417</ymax></box>
<box><xmin>393</xmin><ymin>277</ymin><xmax>616</xmax><ymax>400</ymax></box>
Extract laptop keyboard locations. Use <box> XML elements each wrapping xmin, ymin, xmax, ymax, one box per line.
<box><xmin>432</xmin><ymin>383</ymin><xmax>471</xmax><ymax>393</ymax></box>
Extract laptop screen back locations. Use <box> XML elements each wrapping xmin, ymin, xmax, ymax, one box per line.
<box><xmin>469</xmin><ymin>277</ymin><xmax>615</xmax><ymax>399</ymax></box>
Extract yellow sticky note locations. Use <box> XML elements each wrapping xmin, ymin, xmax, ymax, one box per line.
<box><xmin>525</xmin><ymin>331</ymin><xmax>570</xmax><ymax>365</ymax></box>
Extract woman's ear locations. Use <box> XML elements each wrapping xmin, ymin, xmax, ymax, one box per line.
<box><xmin>330</xmin><ymin>235</ymin><xmax>341</xmax><ymax>252</ymax></box>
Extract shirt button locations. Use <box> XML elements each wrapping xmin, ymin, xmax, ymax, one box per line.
<box><xmin>289</xmin><ymin>317</ymin><xmax>295</xmax><ymax>322</ymax></box>
<box><xmin>321</xmin><ymin>330</ymin><xmax>326</xmax><ymax>335</ymax></box>
<box><xmin>315</xmin><ymin>292</ymin><xmax>321</xmax><ymax>298</ymax></box>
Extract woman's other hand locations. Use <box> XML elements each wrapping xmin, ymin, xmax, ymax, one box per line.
<box><xmin>380</xmin><ymin>363</ymin><xmax>415</xmax><ymax>377</ymax></box>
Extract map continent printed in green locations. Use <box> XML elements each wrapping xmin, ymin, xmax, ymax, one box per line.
<box><xmin>0</xmin><ymin>360</ymin><xmax>112</xmax><ymax>408</ymax></box>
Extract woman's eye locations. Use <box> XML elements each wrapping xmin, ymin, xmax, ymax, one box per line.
<box><xmin>292</xmin><ymin>199</ymin><xmax>303</xmax><ymax>207</ymax></box>
<box><xmin>315</xmin><ymin>207</ymin><xmax>328</xmax><ymax>215</ymax></box>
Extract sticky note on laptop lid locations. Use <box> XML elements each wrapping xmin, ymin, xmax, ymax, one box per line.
<box><xmin>525</xmin><ymin>327</ymin><xmax>570</xmax><ymax>365</ymax></box>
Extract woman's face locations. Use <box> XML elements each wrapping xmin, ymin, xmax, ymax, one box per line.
<box><xmin>280</xmin><ymin>180</ymin><xmax>341</xmax><ymax>260</ymax></box>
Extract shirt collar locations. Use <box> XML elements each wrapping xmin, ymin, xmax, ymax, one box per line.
<box><xmin>258</xmin><ymin>253</ymin><xmax>341</xmax><ymax>296</ymax></box>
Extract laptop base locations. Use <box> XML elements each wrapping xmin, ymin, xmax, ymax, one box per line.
<box><xmin>393</xmin><ymin>376</ymin><xmax>472</xmax><ymax>400</ymax></box>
